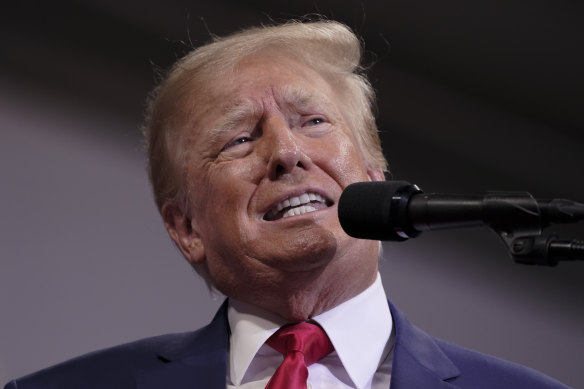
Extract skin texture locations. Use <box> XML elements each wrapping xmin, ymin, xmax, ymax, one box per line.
<box><xmin>163</xmin><ymin>53</ymin><xmax>385</xmax><ymax>321</ymax></box>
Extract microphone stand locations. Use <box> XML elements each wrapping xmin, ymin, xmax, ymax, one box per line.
<box><xmin>480</xmin><ymin>192</ymin><xmax>584</xmax><ymax>266</ymax></box>
<box><xmin>507</xmin><ymin>234</ymin><xmax>584</xmax><ymax>266</ymax></box>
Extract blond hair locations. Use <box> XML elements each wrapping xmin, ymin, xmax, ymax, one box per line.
<box><xmin>143</xmin><ymin>20</ymin><xmax>387</xmax><ymax>211</ymax></box>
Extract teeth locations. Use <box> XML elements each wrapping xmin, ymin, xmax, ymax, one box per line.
<box><xmin>282</xmin><ymin>205</ymin><xmax>317</xmax><ymax>218</ymax></box>
<box><xmin>276</xmin><ymin>199</ymin><xmax>291</xmax><ymax>212</ymax></box>
<box><xmin>269</xmin><ymin>192</ymin><xmax>327</xmax><ymax>219</ymax></box>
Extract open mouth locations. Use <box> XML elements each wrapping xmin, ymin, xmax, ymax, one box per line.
<box><xmin>263</xmin><ymin>192</ymin><xmax>333</xmax><ymax>221</ymax></box>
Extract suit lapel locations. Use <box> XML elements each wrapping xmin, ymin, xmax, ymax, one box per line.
<box><xmin>389</xmin><ymin>300</ymin><xmax>461</xmax><ymax>389</ymax></box>
<box><xmin>136</xmin><ymin>300</ymin><xmax>230</xmax><ymax>389</ymax></box>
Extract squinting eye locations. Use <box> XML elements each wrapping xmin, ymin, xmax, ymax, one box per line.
<box><xmin>232</xmin><ymin>137</ymin><xmax>250</xmax><ymax>146</ymax></box>
<box><xmin>222</xmin><ymin>136</ymin><xmax>251</xmax><ymax>151</ymax></box>
<box><xmin>305</xmin><ymin>118</ymin><xmax>325</xmax><ymax>126</ymax></box>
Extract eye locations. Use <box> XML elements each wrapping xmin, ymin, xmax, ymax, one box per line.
<box><xmin>221</xmin><ymin>136</ymin><xmax>252</xmax><ymax>152</ymax></box>
<box><xmin>231</xmin><ymin>136</ymin><xmax>251</xmax><ymax>146</ymax></box>
<box><xmin>304</xmin><ymin>117</ymin><xmax>327</xmax><ymax>126</ymax></box>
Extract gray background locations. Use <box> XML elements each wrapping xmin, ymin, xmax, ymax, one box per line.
<box><xmin>1</xmin><ymin>1</ymin><xmax>583</xmax><ymax>387</ymax></box>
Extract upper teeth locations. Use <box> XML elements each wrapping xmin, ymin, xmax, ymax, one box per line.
<box><xmin>275</xmin><ymin>192</ymin><xmax>326</xmax><ymax>212</ymax></box>
<box><xmin>264</xmin><ymin>192</ymin><xmax>328</xmax><ymax>220</ymax></box>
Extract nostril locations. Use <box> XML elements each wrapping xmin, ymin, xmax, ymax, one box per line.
<box><xmin>275</xmin><ymin>164</ymin><xmax>284</xmax><ymax>175</ymax></box>
<box><xmin>271</xmin><ymin>157</ymin><xmax>305</xmax><ymax>179</ymax></box>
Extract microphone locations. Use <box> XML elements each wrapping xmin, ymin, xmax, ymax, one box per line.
<box><xmin>338</xmin><ymin>181</ymin><xmax>584</xmax><ymax>241</ymax></box>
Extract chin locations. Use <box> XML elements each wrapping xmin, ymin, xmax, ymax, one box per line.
<box><xmin>264</xmin><ymin>226</ymin><xmax>339</xmax><ymax>273</ymax></box>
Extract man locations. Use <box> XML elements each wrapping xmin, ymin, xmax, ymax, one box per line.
<box><xmin>4</xmin><ymin>20</ymin><xmax>569</xmax><ymax>389</ymax></box>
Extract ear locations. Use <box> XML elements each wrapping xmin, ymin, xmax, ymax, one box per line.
<box><xmin>366</xmin><ymin>167</ymin><xmax>386</xmax><ymax>182</ymax></box>
<box><xmin>161</xmin><ymin>201</ymin><xmax>205</xmax><ymax>266</ymax></box>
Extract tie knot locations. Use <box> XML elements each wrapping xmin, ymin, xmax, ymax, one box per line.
<box><xmin>267</xmin><ymin>322</ymin><xmax>334</xmax><ymax>366</ymax></box>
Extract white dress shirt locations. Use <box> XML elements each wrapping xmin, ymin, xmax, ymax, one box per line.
<box><xmin>226</xmin><ymin>273</ymin><xmax>394</xmax><ymax>389</ymax></box>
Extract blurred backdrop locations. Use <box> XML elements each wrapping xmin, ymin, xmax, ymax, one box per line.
<box><xmin>1</xmin><ymin>1</ymin><xmax>583</xmax><ymax>387</ymax></box>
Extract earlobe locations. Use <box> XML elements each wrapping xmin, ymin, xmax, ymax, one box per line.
<box><xmin>161</xmin><ymin>201</ymin><xmax>206</xmax><ymax>265</ymax></box>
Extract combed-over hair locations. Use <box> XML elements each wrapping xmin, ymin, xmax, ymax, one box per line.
<box><xmin>143</xmin><ymin>20</ymin><xmax>387</xmax><ymax>212</ymax></box>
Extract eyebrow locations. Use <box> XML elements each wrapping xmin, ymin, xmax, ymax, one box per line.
<box><xmin>277</xmin><ymin>84</ymin><xmax>337</xmax><ymax>113</ymax></box>
<box><xmin>206</xmin><ymin>99</ymin><xmax>259</xmax><ymax>147</ymax></box>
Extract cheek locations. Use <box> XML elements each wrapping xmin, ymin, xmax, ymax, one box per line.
<box><xmin>195</xmin><ymin>159</ymin><xmax>263</xmax><ymax>226</ymax></box>
<box><xmin>212</xmin><ymin>153</ymin><xmax>267</xmax><ymax>185</ymax></box>
<box><xmin>318</xmin><ymin>136</ymin><xmax>370</xmax><ymax>186</ymax></box>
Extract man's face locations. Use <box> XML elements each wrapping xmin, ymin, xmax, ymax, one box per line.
<box><xmin>166</xmin><ymin>53</ymin><xmax>383</xmax><ymax>315</ymax></box>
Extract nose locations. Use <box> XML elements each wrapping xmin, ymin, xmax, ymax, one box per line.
<box><xmin>260</xmin><ymin>116</ymin><xmax>309</xmax><ymax>180</ymax></box>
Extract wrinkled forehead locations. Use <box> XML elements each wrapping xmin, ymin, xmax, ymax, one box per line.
<box><xmin>213</xmin><ymin>52</ymin><xmax>337</xmax><ymax>101</ymax></box>
<box><xmin>205</xmin><ymin>83</ymin><xmax>341</xmax><ymax>146</ymax></box>
<box><xmin>182</xmin><ymin>52</ymin><xmax>343</xmax><ymax>130</ymax></box>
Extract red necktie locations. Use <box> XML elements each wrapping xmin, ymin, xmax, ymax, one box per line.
<box><xmin>265</xmin><ymin>322</ymin><xmax>334</xmax><ymax>389</ymax></box>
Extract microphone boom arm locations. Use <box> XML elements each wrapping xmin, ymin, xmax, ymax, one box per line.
<box><xmin>338</xmin><ymin>181</ymin><xmax>584</xmax><ymax>266</ymax></box>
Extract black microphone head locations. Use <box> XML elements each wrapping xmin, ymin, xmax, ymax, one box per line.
<box><xmin>338</xmin><ymin>181</ymin><xmax>420</xmax><ymax>241</ymax></box>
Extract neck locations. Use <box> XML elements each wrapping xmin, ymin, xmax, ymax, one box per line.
<box><xmin>215</xmin><ymin>239</ymin><xmax>381</xmax><ymax>322</ymax></box>
<box><xmin>248</xmin><ymin>254</ymin><xmax>378</xmax><ymax>321</ymax></box>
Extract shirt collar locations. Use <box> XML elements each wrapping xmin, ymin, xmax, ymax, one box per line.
<box><xmin>227</xmin><ymin>298</ymin><xmax>286</xmax><ymax>385</ymax></box>
<box><xmin>227</xmin><ymin>273</ymin><xmax>393</xmax><ymax>388</ymax></box>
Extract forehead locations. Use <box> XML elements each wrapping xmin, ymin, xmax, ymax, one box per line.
<box><xmin>211</xmin><ymin>53</ymin><xmax>337</xmax><ymax>107</ymax></box>
<box><xmin>182</xmin><ymin>53</ymin><xmax>343</xmax><ymax>138</ymax></box>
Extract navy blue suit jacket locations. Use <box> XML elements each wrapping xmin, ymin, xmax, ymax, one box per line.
<box><xmin>4</xmin><ymin>300</ymin><xmax>569</xmax><ymax>388</ymax></box>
